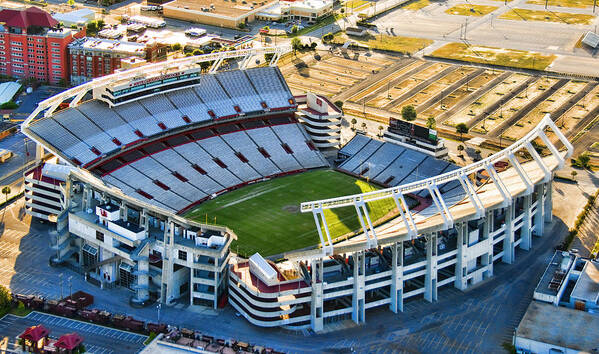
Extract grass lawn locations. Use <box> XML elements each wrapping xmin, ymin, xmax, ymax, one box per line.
<box><xmin>333</xmin><ymin>33</ymin><xmax>433</xmax><ymax>54</ymax></box>
<box><xmin>430</xmin><ymin>42</ymin><xmax>556</xmax><ymax>70</ymax></box>
<box><xmin>345</xmin><ymin>0</ymin><xmax>370</xmax><ymax>9</ymax></box>
<box><xmin>186</xmin><ymin>169</ymin><xmax>405</xmax><ymax>256</ymax></box>
<box><xmin>402</xmin><ymin>0</ymin><xmax>431</xmax><ymax>10</ymax></box>
<box><xmin>288</xmin><ymin>14</ymin><xmax>344</xmax><ymax>37</ymax></box>
<box><xmin>499</xmin><ymin>8</ymin><xmax>595</xmax><ymax>25</ymax></box>
<box><xmin>526</xmin><ymin>0</ymin><xmax>594</xmax><ymax>7</ymax></box>
<box><xmin>445</xmin><ymin>4</ymin><xmax>498</xmax><ymax>16</ymax></box>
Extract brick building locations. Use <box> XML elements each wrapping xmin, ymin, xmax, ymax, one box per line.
<box><xmin>68</xmin><ymin>37</ymin><xmax>167</xmax><ymax>85</ymax></box>
<box><xmin>0</xmin><ymin>7</ymin><xmax>84</xmax><ymax>84</ymax></box>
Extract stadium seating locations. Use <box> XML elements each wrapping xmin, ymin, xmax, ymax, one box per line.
<box><xmin>337</xmin><ymin>135</ymin><xmax>466</xmax><ymax>212</ymax></box>
<box><xmin>77</xmin><ymin>101</ymin><xmax>140</xmax><ymax>147</ymax></box>
<box><xmin>216</xmin><ymin>70</ymin><xmax>263</xmax><ymax>113</ymax></box>
<box><xmin>193</xmin><ymin>75</ymin><xmax>237</xmax><ymax>118</ymax></box>
<box><xmin>338</xmin><ymin>139</ymin><xmax>383</xmax><ymax>174</ymax></box>
<box><xmin>272</xmin><ymin>124</ymin><xmax>327</xmax><ymax>169</ymax></box>
<box><xmin>339</xmin><ymin>134</ymin><xmax>370</xmax><ymax>156</ymax></box>
<box><xmin>165</xmin><ymin>89</ymin><xmax>212</xmax><ymax>123</ymax></box>
<box><xmin>197</xmin><ymin>137</ymin><xmax>262</xmax><ymax>182</ymax></box>
<box><xmin>28</xmin><ymin>118</ymin><xmax>97</xmax><ymax>165</ymax></box>
<box><xmin>220</xmin><ymin>131</ymin><xmax>281</xmax><ymax>177</ymax></box>
<box><xmin>113</xmin><ymin>101</ymin><xmax>163</xmax><ymax>137</ymax></box>
<box><xmin>139</xmin><ymin>95</ymin><xmax>187</xmax><ymax>130</ymax></box>
<box><xmin>245</xmin><ymin>128</ymin><xmax>303</xmax><ymax>172</ymax></box>
<box><xmin>245</xmin><ymin>67</ymin><xmax>292</xmax><ymax>109</ymax></box>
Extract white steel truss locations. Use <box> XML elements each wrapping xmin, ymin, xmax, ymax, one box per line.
<box><xmin>21</xmin><ymin>46</ymin><xmax>291</xmax><ymax>126</ymax></box>
<box><xmin>301</xmin><ymin>114</ymin><xmax>572</xmax><ymax>256</ymax></box>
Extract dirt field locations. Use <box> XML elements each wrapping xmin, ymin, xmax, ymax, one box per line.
<box><xmin>445</xmin><ymin>73</ymin><xmax>530</xmax><ymax>127</ymax></box>
<box><xmin>503</xmin><ymin>81</ymin><xmax>588</xmax><ymax>140</ymax></box>
<box><xmin>390</xmin><ymin>67</ymin><xmax>477</xmax><ymax>112</ymax></box>
<box><xmin>499</xmin><ymin>8</ymin><xmax>596</xmax><ymax>25</ymax></box>
<box><xmin>349</xmin><ymin>60</ymin><xmax>426</xmax><ymax>102</ymax></box>
<box><xmin>422</xmin><ymin>69</ymin><xmax>503</xmax><ymax>120</ymax></box>
<box><xmin>445</xmin><ymin>4</ymin><xmax>498</xmax><ymax>16</ymax></box>
<box><xmin>366</xmin><ymin>63</ymin><xmax>450</xmax><ymax>107</ymax></box>
<box><xmin>470</xmin><ymin>77</ymin><xmax>560</xmax><ymax>134</ymax></box>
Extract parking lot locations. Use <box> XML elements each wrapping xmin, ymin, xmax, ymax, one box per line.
<box><xmin>0</xmin><ymin>312</ymin><xmax>146</xmax><ymax>354</ymax></box>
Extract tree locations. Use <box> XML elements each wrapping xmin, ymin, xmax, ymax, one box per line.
<box><xmin>237</xmin><ymin>22</ymin><xmax>246</xmax><ymax>29</ymax></box>
<box><xmin>171</xmin><ymin>43</ymin><xmax>182</xmax><ymax>51</ymax></box>
<box><xmin>457</xmin><ymin>144</ymin><xmax>465</xmax><ymax>157</ymax></box>
<box><xmin>310</xmin><ymin>42</ymin><xmax>317</xmax><ymax>49</ymax></box>
<box><xmin>361</xmin><ymin>122</ymin><xmax>367</xmax><ymax>131</ymax></box>
<box><xmin>291</xmin><ymin>37</ymin><xmax>302</xmax><ymax>55</ymax></box>
<box><xmin>571</xmin><ymin>170</ymin><xmax>578</xmax><ymax>180</ymax></box>
<box><xmin>322</xmin><ymin>32</ymin><xmax>334</xmax><ymax>43</ymax></box>
<box><xmin>200</xmin><ymin>61</ymin><xmax>211</xmax><ymax>72</ymax></box>
<box><xmin>192</xmin><ymin>49</ymin><xmax>204</xmax><ymax>56</ymax></box>
<box><xmin>264</xmin><ymin>52</ymin><xmax>274</xmax><ymax>63</ymax></box>
<box><xmin>340</xmin><ymin>8</ymin><xmax>345</xmax><ymax>13</ymax></box>
<box><xmin>96</xmin><ymin>19</ymin><xmax>105</xmax><ymax>30</ymax></box>
<box><xmin>401</xmin><ymin>105</ymin><xmax>416</xmax><ymax>121</ymax></box>
<box><xmin>455</xmin><ymin>123</ymin><xmax>469</xmax><ymax>140</ymax></box>
<box><xmin>67</xmin><ymin>0</ymin><xmax>75</xmax><ymax>6</ymax></box>
<box><xmin>1</xmin><ymin>186</ymin><xmax>10</xmax><ymax>203</ymax></box>
<box><xmin>334</xmin><ymin>100</ymin><xmax>343</xmax><ymax>109</ymax></box>
<box><xmin>291</xmin><ymin>25</ymin><xmax>299</xmax><ymax>34</ymax></box>
<box><xmin>86</xmin><ymin>21</ymin><xmax>97</xmax><ymax>35</ymax></box>
<box><xmin>262</xmin><ymin>26</ymin><xmax>270</xmax><ymax>32</ymax></box>
<box><xmin>0</xmin><ymin>284</ymin><xmax>10</xmax><ymax>315</ymax></box>
<box><xmin>350</xmin><ymin>118</ymin><xmax>357</xmax><ymax>130</ymax></box>
<box><xmin>575</xmin><ymin>153</ymin><xmax>591</xmax><ymax>169</ymax></box>
<box><xmin>378</xmin><ymin>125</ymin><xmax>384</xmax><ymax>137</ymax></box>
<box><xmin>426</xmin><ymin>117</ymin><xmax>436</xmax><ymax>129</ymax></box>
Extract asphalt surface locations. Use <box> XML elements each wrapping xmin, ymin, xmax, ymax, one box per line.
<box><xmin>0</xmin><ymin>312</ymin><xmax>146</xmax><ymax>354</ymax></box>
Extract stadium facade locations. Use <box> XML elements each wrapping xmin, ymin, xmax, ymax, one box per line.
<box><xmin>22</xmin><ymin>48</ymin><xmax>571</xmax><ymax>331</ymax></box>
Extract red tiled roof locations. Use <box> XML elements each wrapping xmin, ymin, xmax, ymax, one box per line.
<box><xmin>0</xmin><ymin>7</ymin><xmax>58</xmax><ymax>28</ymax></box>
<box><xmin>54</xmin><ymin>333</ymin><xmax>83</xmax><ymax>350</ymax></box>
<box><xmin>19</xmin><ymin>325</ymin><xmax>49</xmax><ymax>342</ymax></box>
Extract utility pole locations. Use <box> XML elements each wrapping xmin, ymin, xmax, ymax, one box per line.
<box><xmin>545</xmin><ymin>0</ymin><xmax>548</xmax><ymax>9</ymax></box>
<box><xmin>157</xmin><ymin>303</ymin><xmax>161</xmax><ymax>322</ymax></box>
<box><xmin>59</xmin><ymin>273</ymin><xmax>63</xmax><ymax>299</ymax></box>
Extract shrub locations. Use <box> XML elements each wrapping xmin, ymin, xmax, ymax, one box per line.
<box><xmin>401</xmin><ymin>105</ymin><xmax>416</xmax><ymax>121</ymax></box>
<box><xmin>0</xmin><ymin>101</ymin><xmax>18</xmax><ymax>109</ymax></box>
<box><xmin>310</xmin><ymin>42</ymin><xmax>317</xmax><ymax>49</ymax></box>
<box><xmin>334</xmin><ymin>100</ymin><xmax>343</xmax><ymax>109</ymax></box>
<box><xmin>171</xmin><ymin>43</ymin><xmax>182</xmax><ymax>51</ymax></box>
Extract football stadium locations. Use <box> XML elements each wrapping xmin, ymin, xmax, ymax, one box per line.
<box><xmin>21</xmin><ymin>47</ymin><xmax>572</xmax><ymax>331</ymax></box>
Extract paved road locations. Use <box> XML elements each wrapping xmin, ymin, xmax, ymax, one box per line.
<box><xmin>0</xmin><ymin>312</ymin><xmax>146</xmax><ymax>354</ymax></box>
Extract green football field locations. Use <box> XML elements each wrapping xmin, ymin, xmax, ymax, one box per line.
<box><xmin>186</xmin><ymin>169</ymin><xmax>406</xmax><ymax>257</ymax></box>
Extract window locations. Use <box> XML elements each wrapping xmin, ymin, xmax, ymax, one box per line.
<box><xmin>13</xmin><ymin>69</ymin><xmax>24</xmax><ymax>74</ymax></box>
<box><xmin>52</xmin><ymin>70</ymin><xmax>61</xmax><ymax>75</ymax></box>
<box><xmin>178</xmin><ymin>250</ymin><xmax>187</xmax><ymax>261</ymax></box>
<box><xmin>52</xmin><ymin>65</ymin><xmax>61</xmax><ymax>69</ymax></box>
<box><xmin>52</xmin><ymin>53</ymin><xmax>60</xmax><ymax>58</ymax></box>
<box><xmin>12</xmin><ymin>52</ymin><xmax>22</xmax><ymax>57</ymax></box>
<box><xmin>51</xmin><ymin>42</ymin><xmax>60</xmax><ymax>46</ymax></box>
<box><xmin>51</xmin><ymin>48</ymin><xmax>60</xmax><ymax>53</ymax></box>
<box><xmin>10</xmin><ymin>41</ymin><xmax>21</xmax><ymax>46</ymax></box>
<box><xmin>96</xmin><ymin>231</ymin><xmax>104</xmax><ymax>242</ymax></box>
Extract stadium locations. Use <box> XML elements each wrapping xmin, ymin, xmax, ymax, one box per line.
<box><xmin>21</xmin><ymin>47</ymin><xmax>572</xmax><ymax>331</ymax></box>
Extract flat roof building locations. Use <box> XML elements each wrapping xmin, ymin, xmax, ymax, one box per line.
<box><xmin>515</xmin><ymin>301</ymin><xmax>599</xmax><ymax>353</ymax></box>
<box><xmin>162</xmin><ymin>0</ymin><xmax>278</xmax><ymax>29</ymax></box>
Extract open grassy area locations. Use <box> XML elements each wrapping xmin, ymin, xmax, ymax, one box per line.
<box><xmin>288</xmin><ymin>14</ymin><xmax>344</xmax><ymax>37</ymax></box>
<box><xmin>334</xmin><ymin>33</ymin><xmax>433</xmax><ymax>54</ymax></box>
<box><xmin>402</xmin><ymin>0</ymin><xmax>431</xmax><ymax>10</ymax></box>
<box><xmin>526</xmin><ymin>0</ymin><xmax>594</xmax><ymax>7</ymax></box>
<box><xmin>186</xmin><ymin>170</ymin><xmax>405</xmax><ymax>256</ymax></box>
<box><xmin>430</xmin><ymin>43</ymin><xmax>556</xmax><ymax>70</ymax></box>
<box><xmin>499</xmin><ymin>8</ymin><xmax>595</xmax><ymax>25</ymax></box>
<box><xmin>445</xmin><ymin>4</ymin><xmax>499</xmax><ymax>16</ymax></box>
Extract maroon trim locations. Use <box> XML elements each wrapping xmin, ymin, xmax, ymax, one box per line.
<box><xmin>153</xmin><ymin>180</ymin><xmax>170</xmax><ymax>190</ymax></box>
<box><xmin>172</xmin><ymin>171</ymin><xmax>188</xmax><ymax>182</ymax></box>
<box><xmin>91</xmin><ymin>147</ymin><xmax>101</xmax><ymax>156</ymax></box>
<box><xmin>306</xmin><ymin>141</ymin><xmax>316</xmax><ymax>151</ymax></box>
<box><xmin>234</xmin><ymin>105</ymin><xmax>241</xmax><ymax>113</ymax></box>
<box><xmin>235</xmin><ymin>152</ymin><xmax>248</xmax><ymax>163</ymax></box>
<box><xmin>281</xmin><ymin>143</ymin><xmax>293</xmax><ymax>154</ymax></box>
<box><xmin>213</xmin><ymin>158</ymin><xmax>227</xmax><ymax>169</ymax></box>
<box><xmin>134</xmin><ymin>130</ymin><xmax>144</xmax><ymax>138</ymax></box>
<box><xmin>157</xmin><ymin>122</ymin><xmax>167</xmax><ymax>130</ymax></box>
<box><xmin>136</xmin><ymin>189</ymin><xmax>154</xmax><ymax>199</ymax></box>
<box><xmin>112</xmin><ymin>138</ymin><xmax>122</xmax><ymax>146</ymax></box>
<box><xmin>258</xmin><ymin>147</ymin><xmax>270</xmax><ymax>158</ymax></box>
<box><xmin>90</xmin><ymin>113</ymin><xmax>296</xmax><ymax>176</ymax></box>
<box><xmin>191</xmin><ymin>164</ymin><xmax>207</xmax><ymax>175</ymax></box>
<box><xmin>182</xmin><ymin>115</ymin><xmax>191</xmax><ymax>123</ymax></box>
<box><xmin>72</xmin><ymin>158</ymin><xmax>82</xmax><ymax>166</ymax></box>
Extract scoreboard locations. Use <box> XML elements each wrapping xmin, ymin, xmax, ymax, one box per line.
<box><xmin>389</xmin><ymin>118</ymin><xmax>438</xmax><ymax>144</ymax></box>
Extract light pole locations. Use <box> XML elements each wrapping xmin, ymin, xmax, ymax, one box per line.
<box><xmin>59</xmin><ymin>273</ymin><xmax>63</xmax><ymax>299</ymax></box>
<box><xmin>157</xmin><ymin>303</ymin><xmax>162</xmax><ymax>322</ymax></box>
<box><xmin>68</xmin><ymin>276</ymin><xmax>72</xmax><ymax>300</ymax></box>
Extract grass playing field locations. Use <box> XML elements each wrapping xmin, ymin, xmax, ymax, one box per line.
<box><xmin>186</xmin><ymin>169</ymin><xmax>407</xmax><ymax>257</ymax></box>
